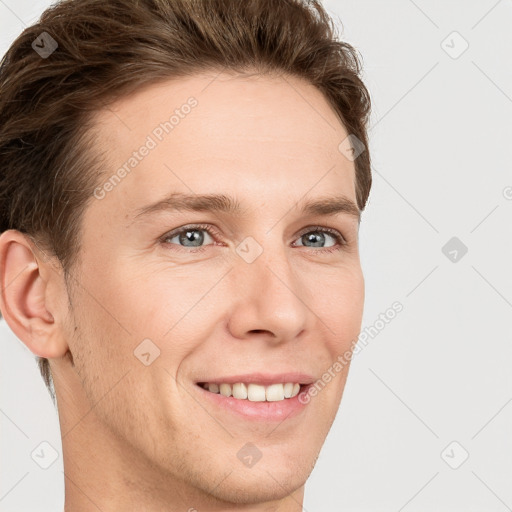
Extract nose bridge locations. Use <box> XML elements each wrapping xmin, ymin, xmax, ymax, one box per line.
<box><xmin>227</xmin><ymin>235</ymin><xmax>309</xmax><ymax>340</ymax></box>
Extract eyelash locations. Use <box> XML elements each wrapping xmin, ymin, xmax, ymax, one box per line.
<box><xmin>160</xmin><ymin>223</ymin><xmax>347</xmax><ymax>255</ymax></box>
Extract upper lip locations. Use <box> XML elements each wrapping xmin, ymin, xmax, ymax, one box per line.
<box><xmin>196</xmin><ymin>372</ymin><xmax>315</xmax><ymax>386</ymax></box>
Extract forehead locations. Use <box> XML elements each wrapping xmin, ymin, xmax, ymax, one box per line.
<box><xmin>90</xmin><ymin>71</ymin><xmax>356</xmax><ymax>216</ymax></box>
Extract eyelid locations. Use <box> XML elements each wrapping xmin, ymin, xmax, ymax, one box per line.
<box><xmin>294</xmin><ymin>225</ymin><xmax>347</xmax><ymax>245</ymax></box>
<box><xmin>165</xmin><ymin>224</ymin><xmax>220</xmax><ymax>238</ymax></box>
<box><xmin>160</xmin><ymin>223</ymin><xmax>347</xmax><ymax>253</ymax></box>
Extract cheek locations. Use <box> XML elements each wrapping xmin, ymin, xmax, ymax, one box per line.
<box><xmin>80</xmin><ymin>259</ymin><xmax>229</xmax><ymax>386</ymax></box>
<box><xmin>315</xmin><ymin>264</ymin><xmax>365</xmax><ymax>344</ymax></box>
<box><xmin>102</xmin><ymin>257</ymin><xmax>226</xmax><ymax>336</ymax></box>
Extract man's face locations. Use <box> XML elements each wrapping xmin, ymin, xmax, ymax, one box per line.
<box><xmin>55</xmin><ymin>71</ymin><xmax>364</xmax><ymax>504</ymax></box>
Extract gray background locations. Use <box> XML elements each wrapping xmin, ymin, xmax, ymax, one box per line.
<box><xmin>1</xmin><ymin>0</ymin><xmax>511</xmax><ymax>510</ymax></box>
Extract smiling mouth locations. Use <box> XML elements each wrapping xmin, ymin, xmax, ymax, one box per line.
<box><xmin>197</xmin><ymin>382</ymin><xmax>306</xmax><ymax>402</ymax></box>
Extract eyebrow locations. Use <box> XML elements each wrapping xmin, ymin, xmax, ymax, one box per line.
<box><xmin>132</xmin><ymin>192</ymin><xmax>361</xmax><ymax>223</ymax></box>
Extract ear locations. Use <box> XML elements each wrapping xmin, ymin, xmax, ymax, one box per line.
<box><xmin>0</xmin><ymin>229</ymin><xmax>69</xmax><ymax>359</ymax></box>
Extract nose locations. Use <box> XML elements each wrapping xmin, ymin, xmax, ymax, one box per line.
<box><xmin>226</xmin><ymin>245</ymin><xmax>310</xmax><ymax>344</ymax></box>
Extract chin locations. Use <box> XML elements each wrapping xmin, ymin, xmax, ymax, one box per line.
<box><xmin>205</xmin><ymin>468</ymin><xmax>308</xmax><ymax>506</ymax></box>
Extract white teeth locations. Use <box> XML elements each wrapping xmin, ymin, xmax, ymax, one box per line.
<box><xmin>247</xmin><ymin>383</ymin><xmax>266</xmax><ymax>402</ymax></box>
<box><xmin>219</xmin><ymin>383</ymin><xmax>232</xmax><ymax>397</ymax></box>
<box><xmin>283</xmin><ymin>382</ymin><xmax>294</xmax><ymax>398</ymax></box>
<box><xmin>202</xmin><ymin>381</ymin><xmax>303</xmax><ymax>402</ymax></box>
<box><xmin>266</xmin><ymin>383</ymin><xmax>284</xmax><ymax>401</ymax></box>
<box><xmin>232</xmin><ymin>382</ymin><xmax>248</xmax><ymax>399</ymax></box>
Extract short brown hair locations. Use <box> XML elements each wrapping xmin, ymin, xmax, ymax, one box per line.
<box><xmin>0</xmin><ymin>0</ymin><xmax>372</xmax><ymax>401</ymax></box>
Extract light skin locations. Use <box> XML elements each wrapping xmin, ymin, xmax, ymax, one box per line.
<box><xmin>0</xmin><ymin>70</ymin><xmax>364</xmax><ymax>511</ymax></box>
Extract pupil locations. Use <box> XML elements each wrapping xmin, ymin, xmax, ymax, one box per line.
<box><xmin>181</xmin><ymin>229</ymin><xmax>203</xmax><ymax>247</ymax></box>
<box><xmin>305</xmin><ymin>232</ymin><xmax>324</xmax><ymax>247</ymax></box>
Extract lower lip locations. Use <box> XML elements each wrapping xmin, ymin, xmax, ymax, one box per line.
<box><xmin>195</xmin><ymin>384</ymin><xmax>312</xmax><ymax>422</ymax></box>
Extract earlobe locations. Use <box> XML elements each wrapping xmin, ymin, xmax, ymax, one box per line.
<box><xmin>0</xmin><ymin>229</ymin><xmax>68</xmax><ymax>359</ymax></box>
